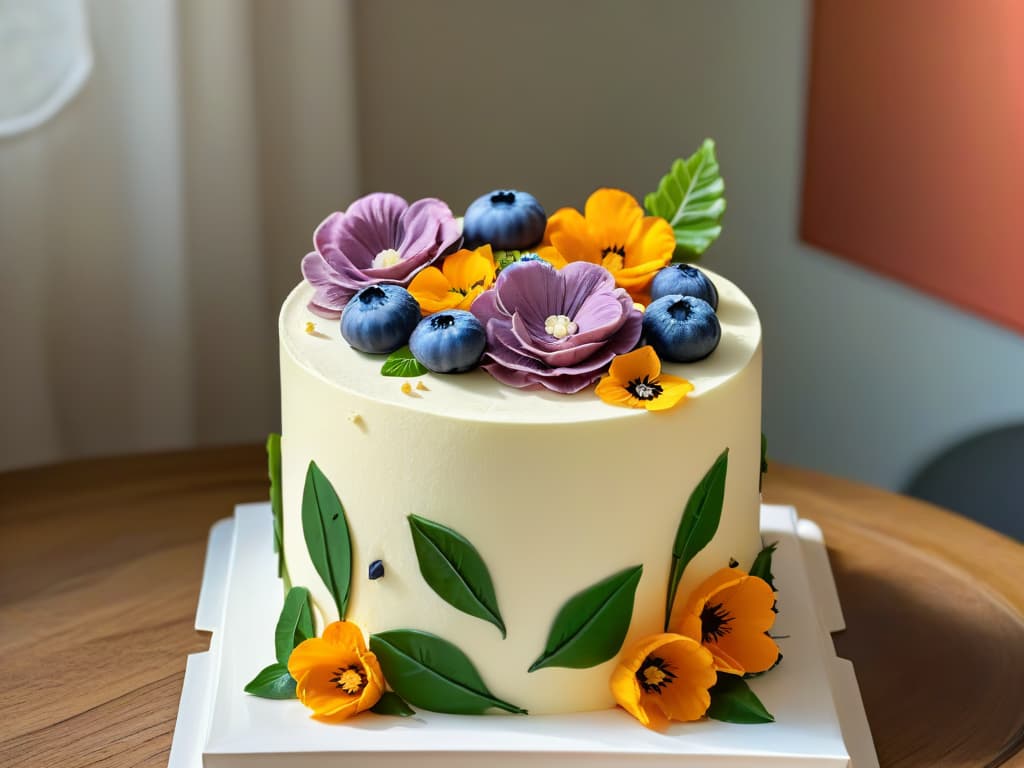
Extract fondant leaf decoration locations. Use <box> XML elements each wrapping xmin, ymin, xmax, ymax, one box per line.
<box><xmin>664</xmin><ymin>448</ymin><xmax>729</xmax><ymax>630</ymax></box>
<box><xmin>643</xmin><ymin>138</ymin><xmax>726</xmax><ymax>260</ymax></box>
<box><xmin>274</xmin><ymin>586</ymin><xmax>314</xmax><ymax>665</ymax></box>
<box><xmin>749</xmin><ymin>541</ymin><xmax>778</xmax><ymax>591</ymax></box>
<box><xmin>759</xmin><ymin>432</ymin><xmax>768</xmax><ymax>491</ymax></box>
<box><xmin>301</xmin><ymin>461</ymin><xmax>353</xmax><ymax>619</ymax></box>
<box><xmin>370</xmin><ymin>691</ymin><xmax>416</xmax><ymax>717</ymax></box>
<box><xmin>370</xmin><ymin>629</ymin><xmax>527</xmax><ymax>715</ymax></box>
<box><xmin>528</xmin><ymin>565</ymin><xmax>643</xmax><ymax>672</ymax></box>
<box><xmin>408</xmin><ymin>514</ymin><xmax>506</xmax><ymax>637</ymax></box>
<box><xmin>267</xmin><ymin>433</ymin><xmax>286</xmax><ymax>580</ymax></box>
<box><xmin>706</xmin><ymin>673</ymin><xmax>774</xmax><ymax>723</ymax></box>
<box><xmin>244</xmin><ymin>662</ymin><xmax>296</xmax><ymax>700</ymax></box>
<box><xmin>381</xmin><ymin>345</ymin><xmax>428</xmax><ymax>378</ymax></box>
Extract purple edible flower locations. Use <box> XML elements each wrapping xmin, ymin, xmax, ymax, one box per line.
<box><xmin>301</xmin><ymin>193</ymin><xmax>462</xmax><ymax>316</ymax></box>
<box><xmin>471</xmin><ymin>261</ymin><xmax>642</xmax><ymax>393</ymax></box>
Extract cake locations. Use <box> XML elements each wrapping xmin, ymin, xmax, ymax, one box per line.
<box><xmin>249</xmin><ymin>140</ymin><xmax>782</xmax><ymax>729</ymax></box>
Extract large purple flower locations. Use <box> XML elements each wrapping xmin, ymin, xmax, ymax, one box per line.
<box><xmin>471</xmin><ymin>261</ymin><xmax>643</xmax><ymax>393</ymax></box>
<box><xmin>301</xmin><ymin>193</ymin><xmax>462</xmax><ymax>316</ymax></box>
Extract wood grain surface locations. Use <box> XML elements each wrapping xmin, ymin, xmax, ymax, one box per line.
<box><xmin>1</xmin><ymin>445</ymin><xmax>1022</xmax><ymax>767</ymax></box>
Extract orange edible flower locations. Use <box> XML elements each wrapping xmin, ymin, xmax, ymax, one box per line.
<box><xmin>595</xmin><ymin>346</ymin><xmax>693</xmax><ymax>411</ymax></box>
<box><xmin>610</xmin><ymin>633</ymin><xmax>716</xmax><ymax>729</ymax></box>
<box><xmin>541</xmin><ymin>188</ymin><xmax>674</xmax><ymax>303</ymax></box>
<box><xmin>676</xmin><ymin>568</ymin><xmax>780</xmax><ymax>675</ymax></box>
<box><xmin>408</xmin><ymin>244</ymin><xmax>496</xmax><ymax>315</ymax></box>
<box><xmin>287</xmin><ymin>621</ymin><xmax>384</xmax><ymax>720</ymax></box>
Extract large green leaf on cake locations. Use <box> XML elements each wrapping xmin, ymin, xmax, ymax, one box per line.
<box><xmin>370</xmin><ymin>629</ymin><xmax>527</xmax><ymax>715</ymax></box>
<box><xmin>407</xmin><ymin>514</ymin><xmax>506</xmax><ymax>637</ymax></box>
<box><xmin>528</xmin><ymin>565</ymin><xmax>643</xmax><ymax>672</ymax></box>
<box><xmin>244</xmin><ymin>662</ymin><xmax>296</xmax><ymax>699</ymax></box>
<box><xmin>749</xmin><ymin>541</ymin><xmax>778</xmax><ymax>590</ymax></box>
<box><xmin>301</xmin><ymin>461</ymin><xmax>353</xmax><ymax>620</ymax></box>
<box><xmin>664</xmin><ymin>448</ymin><xmax>729</xmax><ymax>630</ymax></box>
<box><xmin>643</xmin><ymin>138</ymin><xmax>726</xmax><ymax>260</ymax></box>
<box><xmin>245</xmin><ymin>586</ymin><xmax>315</xmax><ymax>699</ymax></box>
<box><xmin>706</xmin><ymin>674</ymin><xmax>774</xmax><ymax>723</ymax></box>
<box><xmin>274</xmin><ymin>586</ymin><xmax>314</xmax><ymax>665</ymax></box>
<box><xmin>370</xmin><ymin>691</ymin><xmax>416</xmax><ymax>717</ymax></box>
<box><xmin>267</xmin><ymin>433</ymin><xmax>288</xmax><ymax>582</ymax></box>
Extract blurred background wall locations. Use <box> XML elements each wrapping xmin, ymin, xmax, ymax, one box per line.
<box><xmin>2</xmin><ymin>1</ymin><xmax>1022</xmax><ymax>512</ymax></box>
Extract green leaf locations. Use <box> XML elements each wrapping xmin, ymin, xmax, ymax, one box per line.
<box><xmin>267</xmin><ymin>433</ymin><xmax>287</xmax><ymax>580</ymax></box>
<box><xmin>381</xmin><ymin>345</ymin><xmax>428</xmax><ymax>378</ymax></box>
<box><xmin>529</xmin><ymin>565</ymin><xmax>643</xmax><ymax>672</ymax></box>
<box><xmin>274</xmin><ymin>586</ymin><xmax>314</xmax><ymax>665</ymax></box>
<box><xmin>749</xmin><ymin>541</ymin><xmax>777</xmax><ymax>590</ymax></box>
<box><xmin>371</xmin><ymin>630</ymin><xmax>527</xmax><ymax>715</ymax></box>
<box><xmin>302</xmin><ymin>461</ymin><xmax>352</xmax><ymax>619</ymax></box>
<box><xmin>759</xmin><ymin>432</ymin><xmax>768</xmax><ymax>491</ymax></box>
<box><xmin>706</xmin><ymin>674</ymin><xmax>774</xmax><ymax>723</ymax></box>
<box><xmin>408</xmin><ymin>514</ymin><xmax>505</xmax><ymax>637</ymax></box>
<box><xmin>370</xmin><ymin>691</ymin><xmax>416</xmax><ymax>717</ymax></box>
<box><xmin>643</xmin><ymin>138</ymin><xmax>726</xmax><ymax>259</ymax></box>
<box><xmin>664</xmin><ymin>448</ymin><xmax>729</xmax><ymax>630</ymax></box>
<box><xmin>244</xmin><ymin>662</ymin><xmax>296</xmax><ymax>699</ymax></box>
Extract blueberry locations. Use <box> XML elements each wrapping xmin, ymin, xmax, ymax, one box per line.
<box><xmin>463</xmin><ymin>190</ymin><xmax>546</xmax><ymax>251</ymax></box>
<box><xmin>340</xmin><ymin>284</ymin><xmax>421</xmax><ymax>354</ymax></box>
<box><xmin>642</xmin><ymin>295</ymin><xmax>721</xmax><ymax>363</ymax></box>
<box><xmin>409</xmin><ymin>310</ymin><xmax>487</xmax><ymax>373</ymax></box>
<box><xmin>650</xmin><ymin>264</ymin><xmax>718</xmax><ymax>309</ymax></box>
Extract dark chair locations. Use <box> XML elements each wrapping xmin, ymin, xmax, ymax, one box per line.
<box><xmin>906</xmin><ymin>425</ymin><xmax>1024</xmax><ymax>542</ymax></box>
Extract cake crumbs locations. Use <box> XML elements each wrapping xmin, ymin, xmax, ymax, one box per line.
<box><xmin>416</xmin><ymin>381</ymin><xmax>429</xmax><ymax>391</ymax></box>
<box><xmin>304</xmin><ymin>321</ymin><xmax>330</xmax><ymax>339</ymax></box>
<box><xmin>400</xmin><ymin>382</ymin><xmax>420</xmax><ymax>398</ymax></box>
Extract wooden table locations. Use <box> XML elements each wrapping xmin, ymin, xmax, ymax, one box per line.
<box><xmin>1</xmin><ymin>445</ymin><xmax>1022</xmax><ymax>767</ymax></box>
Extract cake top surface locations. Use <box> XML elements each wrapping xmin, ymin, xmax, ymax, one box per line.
<box><xmin>280</xmin><ymin>266</ymin><xmax>760</xmax><ymax>424</ymax></box>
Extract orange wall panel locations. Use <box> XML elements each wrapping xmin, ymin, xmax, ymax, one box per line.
<box><xmin>802</xmin><ymin>0</ymin><xmax>1024</xmax><ymax>334</ymax></box>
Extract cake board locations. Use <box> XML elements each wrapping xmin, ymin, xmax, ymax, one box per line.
<box><xmin>168</xmin><ymin>504</ymin><xmax>878</xmax><ymax>767</ymax></box>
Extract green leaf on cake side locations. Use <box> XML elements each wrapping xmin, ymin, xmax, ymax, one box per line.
<box><xmin>760</xmin><ymin>432</ymin><xmax>768</xmax><ymax>491</ymax></box>
<box><xmin>267</xmin><ymin>433</ymin><xmax>288</xmax><ymax>582</ymax></box>
<box><xmin>302</xmin><ymin>461</ymin><xmax>353</xmax><ymax>620</ymax></box>
<box><xmin>370</xmin><ymin>691</ymin><xmax>416</xmax><ymax>717</ymax></box>
<box><xmin>381</xmin><ymin>345</ymin><xmax>428</xmax><ymax>378</ymax></box>
<box><xmin>274</xmin><ymin>586</ymin><xmax>315</xmax><ymax>665</ymax></box>
<box><xmin>408</xmin><ymin>514</ymin><xmax>506</xmax><ymax>637</ymax></box>
<box><xmin>244</xmin><ymin>662</ymin><xmax>297</xmax><ymax>699</ymax></box>
<box><xmin>664</xmin><ymin>448</ymin><xmax>729</xmax><ymax>630</ymax></box>
<box><xmin>749</xmin><ymin>541</ymin><xmax>778</xmax><ymax>591</ymax></box>
<box><xmin>706</xmin><ymin>674</ymin><xmax>774</xmax><ymax>723</ymax></box>
<box><xmin>370</xmin><ymin>629</ymin><xmax>527</xmax><ymax>715</ymax></box>
<box><xmin>528</xmin><ymin>565</ymin><xmax>643</xmax><ymax>672</ymax></box>
<box><xmin>643</xmin><ymin>138</ymin><xmax>726</xmax><ymax>260</ymax></box>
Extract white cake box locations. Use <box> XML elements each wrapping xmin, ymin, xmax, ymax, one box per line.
<box><xmin>168</xmin><ymin>504</ymin><xmax>878</xmax><ymax>767</ymax></box>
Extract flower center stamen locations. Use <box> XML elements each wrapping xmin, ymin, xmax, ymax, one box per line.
<box><xmin>372</xmin><ymin>248</ymin><xmax>402</xmax><ymax>268</ymax></box>
<box><xmin>636</xmin><ymin>655</ymin><xmax>676</xmax><ymax>695</ymax></box>
<box><xmin>329</xmin><ymin>664</ymin><xmax>368</xmax><ymax>696</ymax></box>
<box><xmin>601</xmin><ymin>245</ymin><xmax>626</xmax><ymax>272</ymax></box>
<box><xmin>626</xmin><ymin>375</ymin><xmax>663</xmax><ymax>401</ymax></box>
<box><xmin>545</xmin><ymin>314</ymin><xmax>578</xmax><ymax>340</ymax></box>
<box><xmin>700</xmin><ymin>601</ymin><xmax>734</xmax><ymax>643</ymax></box>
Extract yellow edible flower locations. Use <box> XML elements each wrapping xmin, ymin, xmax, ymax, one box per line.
<box><xmin>408</xmin><ymin>244</ymin><xmax>496</xmax><ymax>315</ymax></box>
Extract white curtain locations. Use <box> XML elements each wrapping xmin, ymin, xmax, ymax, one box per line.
<box><xmin>0</xmin><ymin>0</ymin><xmax>360</xmax><ymax>470</ymax></box>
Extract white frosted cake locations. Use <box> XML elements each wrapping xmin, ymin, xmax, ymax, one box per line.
<box><xmin>250</xmin><ymin>140</ymin><xmax>785</xmax><ymax>731</ymax></box>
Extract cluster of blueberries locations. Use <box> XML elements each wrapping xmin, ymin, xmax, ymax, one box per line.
<box><xmin>642</xmin><ymin>265</ymin><xmax>721</xmax><ymax>363</ymax></box>
<box><xmin>338</xmin><ymin>189</ymin><xmax>722</xmax><ymax>375</ymax></box>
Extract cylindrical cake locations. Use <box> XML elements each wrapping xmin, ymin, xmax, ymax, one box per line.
<box><xmin>278</xmin><ymin>267</ymin><xmax>762</xmax><ymax>714</ymax></box>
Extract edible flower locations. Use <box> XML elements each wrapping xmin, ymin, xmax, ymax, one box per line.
<box><xmin>287</xmin><ymin>621</ymin><xmax>384</xmax><ymax>720</ymax></box>
<box><xmin>408</xmin><ymin>244</ymin><xmax>497</xmax><ymax>315</ymax></box>
<box><xmin>540</xmin><ymin>188</ymin><xmax>674</xmax><ymax>303</ymax></box>
<box><xmin>595</xmin><ymin>346</ymin><xmax>693</xmax><ymax>411</ymax></box>
<box><xmin>676</xmin><ymin>568</ymin><xmax>779</xmax><ymax>675</ymax></box>
<box><xmin>470</xmin><ymin>260</ymin><xmax>642</xmax><ymax>393</ymax></box>
<box><xmin>610</xmin><ymin>632</ymin><xmax>716</xmax><ymax>729</ymax></box>
<box><xmin>301</xmin><ymin>193</ymin><xmax>462</xmax><ymax>316</ymax></box>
